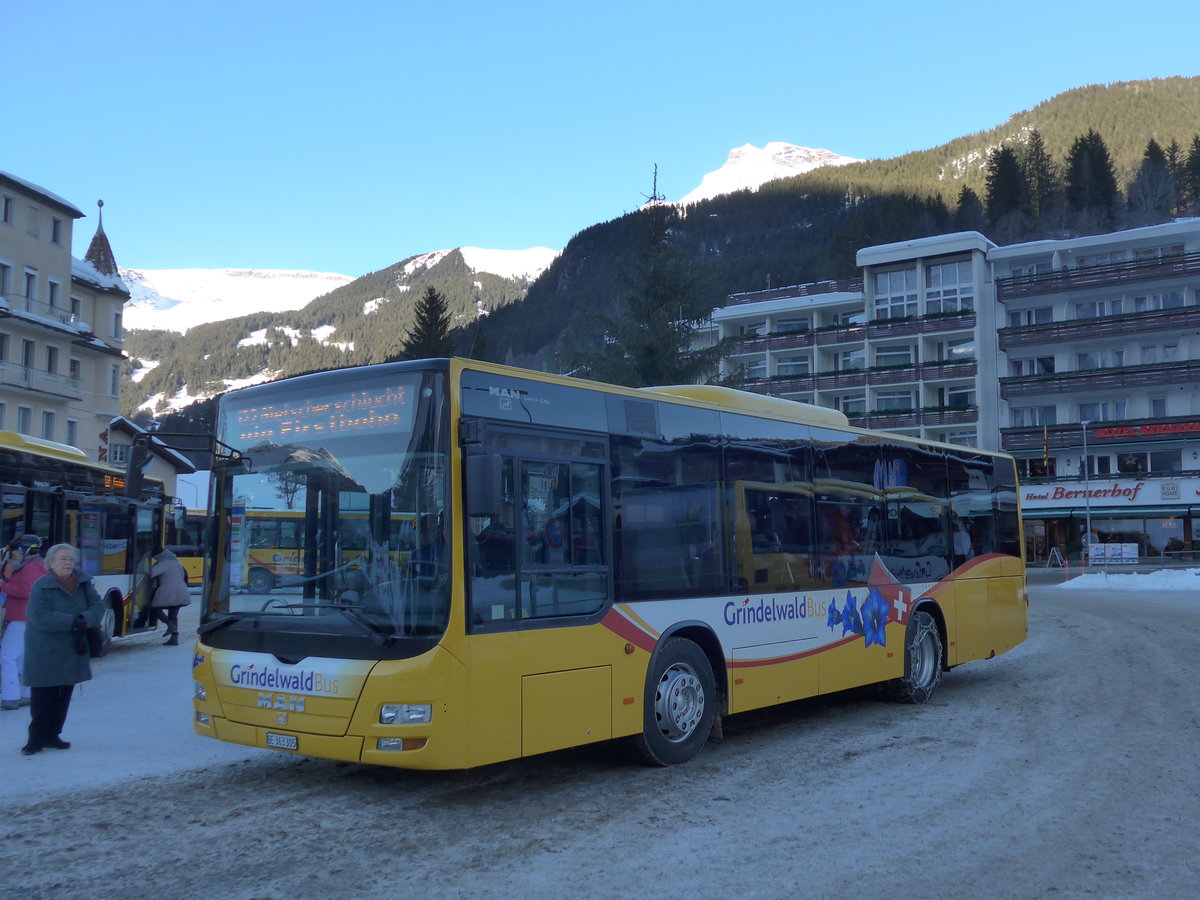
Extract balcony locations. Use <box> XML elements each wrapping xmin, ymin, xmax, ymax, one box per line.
<box><xmin>814</xmin><ymin>324</ymin><xmax>866</xmax><ymax>346</ymax></box>
<box><xmin>848</xmin><ymin>406</ymin><xmax>979</xmax><ymax>431</ymax></box>
<box><xmin>1002</xmin><ymin>415</ymin><xmax>1200</xmax><ymax>452</ymax></box>
<box><xmin>734</xmin><ymin>329</ymin><xmax>814</xmax><ymax>353</ymax></box>
<box><xmin>919</xmin><ymin>359</ymin><xmax>978</xmax><ymax>381</ymax></box>
<box><xmin>995</xmin><ymin>249</ymin><xmax>1200</xmax><ymax>300</ymax></box>
<box><xmin>0</xmin><ymin>293</ymin><xmax>86</xmax><ymax>333</ymax></box>
<box><xmin>1000</xmin><ymin>359</ymin><xmax>1200</xmax><ymax>399</ymax></box>
<box><xmin>727</xmin><ymin>278</ymin><xmax>863</xmax><ymax>307</ymax></box>
<box><xmin>999</xmin><ymin>306</ymin><xmax>1200</xmax><ymax>350</ymax></box>
<box><xmin>0</xmin><ymin>362</ymin><xmax>84</xmax><ymax>400</ymax></box>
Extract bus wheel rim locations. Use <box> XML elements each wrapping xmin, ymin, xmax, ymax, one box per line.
<box><xmin>655</xmin><ymin>663</ymin><xmax>704</xmax><ymax>743</ymax></box>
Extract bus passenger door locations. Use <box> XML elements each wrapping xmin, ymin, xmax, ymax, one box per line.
<box><xmin>464</xmin><ymin>435</ymin><xmax>613</xmax><ymax>765</ymax></box>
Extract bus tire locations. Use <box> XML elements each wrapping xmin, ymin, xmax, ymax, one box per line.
<box><xmin>631</xmin><ymin>637</ymin><xmax>716</xmax><ymax>766</ymax></box>
<box><xmin>99</xmin><ymin>601</ymin><xmax>118</xmax><ymax>641</ymax></box>
<box><xmin>887</xmin><ymin>609</ymin><xmax>943</xmax><ymax>704</ymax></box>
<box><xmin>247</xmin><ymin>567</ymin><xmax>274</xmax><ymax>593</ymax></box>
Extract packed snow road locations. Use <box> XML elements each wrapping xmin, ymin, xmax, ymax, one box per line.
<box><xmin>2</xmin><ymin>580</ymin><xmax>1197</xmax><ymax>899</ymax></box>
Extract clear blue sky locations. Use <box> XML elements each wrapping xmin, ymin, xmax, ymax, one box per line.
<box><xmin>8</xmin><ymin>0</ymin><xmax>1198</xmax><ymax>278</ymax></box>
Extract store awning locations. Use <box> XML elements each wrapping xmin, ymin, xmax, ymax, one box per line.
<box><xmin>1022</xmin><ymin>506</ymin><xmax>1194</xmax><ymax>519</ymax></box>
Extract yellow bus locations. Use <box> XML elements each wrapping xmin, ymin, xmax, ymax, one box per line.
<box><xmin>167</xmin><ymin>508</ymin><xmax>209</xmax><ymax>585</ymax></box>
<box><xmin>191</xmin><ymin>358</ymin><xmax>1027</xmax><ymax>768</ymax></box>
<box><xmin>1</xmin><ymin>430</ymin><xmax>171</xmax><ymax>641</ymax></box>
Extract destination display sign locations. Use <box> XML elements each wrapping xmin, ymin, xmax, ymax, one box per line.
<box><xmin>226</xmin><ymin>385</ymin><xmax>411</xmax><ymax>445</ymax></box>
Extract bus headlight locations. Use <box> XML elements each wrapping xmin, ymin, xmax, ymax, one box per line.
<box><xmin>380</xmin><ymin>703</ymin><xmax>432</xmax><ymax>724</ymax></box>
<box><xmin>193</xmin><ymin>681</ymin><xmax>207</xmax><ymax>701</ymax></box>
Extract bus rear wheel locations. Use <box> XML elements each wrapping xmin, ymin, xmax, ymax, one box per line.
<box><xmin>631</xmin><ymin>637</ymin><xmax>716</xmax><ymax>766</ymax></box>
<box><xmin>887</xmin><ymin>609</ymin><xmax>943</xmax><ymax>704</ymax></box>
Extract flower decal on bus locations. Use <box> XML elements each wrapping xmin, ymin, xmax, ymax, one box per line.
<box><xmin>827</xmin><ymin>588</ymin><xmax>891</xmax><ymax>649</ymax></box>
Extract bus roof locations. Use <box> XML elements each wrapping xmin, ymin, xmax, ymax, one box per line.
<box><xmin>645</xmin><ymin>385</ymin><xmax>851</xmax><ymax>428</ymax></box>
<box><xmin>0</xmin><ymin>430</ymin><xmax>91</xmax><ymax>463</ymax></box>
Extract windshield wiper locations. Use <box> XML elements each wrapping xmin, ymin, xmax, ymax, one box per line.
<box><xmin>257</xmin><ymin>600</ymin><xmax>392</xmax><ymax>646</ymax></box>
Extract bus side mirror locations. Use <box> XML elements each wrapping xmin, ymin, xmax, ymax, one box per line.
<box><xmin>465</xmin><ymin>453</ymin><xmax>503</xmax><ymax>518</ymax></box>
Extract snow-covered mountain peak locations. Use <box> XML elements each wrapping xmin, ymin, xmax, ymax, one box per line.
<box><xmin>122</xmin><ymin>268</ymin><xmax>354</xmax><ymax>333</ymax></box>
<box><xmin>677</xmin><ymin>142</ymin><xmax>862</xmax><ymax>206</ymax></box>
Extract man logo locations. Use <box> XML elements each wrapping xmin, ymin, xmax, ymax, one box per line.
<box><xmin>258</xmin><ymin>693</ymin><xmax>305</xmax><ymax>712</ymax></box>
<box><xmin>275</xmin><ymin>713</ymin><xmax>288</xmax><ymax>726</ymax></box>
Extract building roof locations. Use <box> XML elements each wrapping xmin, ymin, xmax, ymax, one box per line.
<box><xmin>83</xmin><ymin>200</ymin><xmax>120</xmax><ymax>276</ymax></box>
<box><xmin>856</xmin><ymin>231</ymin><xmax>996</xmax><ymax>268</ymax></box>
<box><xmin>108</xmin><ymin>417</ymin><xmax>198</xmax><ymax>475</ymax></box>
<box><xmin>0</xmin><ymin>171</ymin><xmax>86</xmax><ymax>218</ymax></box>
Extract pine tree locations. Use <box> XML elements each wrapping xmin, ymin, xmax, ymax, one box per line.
<box><xmin>1126</xmin><ymin>138</ymin><xmax>1174</xmax><ymax>224</ymax></box>
<box><xmin>953</xmin><ymin>186</ymin><xmax>986</xmax><ymax>231</ymax></box>
<box><xmin>1021</xmin><ymin>129</ymin><xmax>1061</xmax><ymax>224</ymax></box>
<box><xmin>984</xmin><ymin>145</ymin><xmax>1028</xmax><ymax>240</ymax></box>
<box><xmin>1183</xmin><ymin>135</ymin><xmax>1200</xmax><ymax>214</ymax></box>
<box><xmin>1065</xmin><ymin>130</ymin><xmax>1119</xmax><ymax>227</ymax></box>
<box><xmin>566</xmin><ymin>169</ymin><xmax>729</xmax><ymax>387</ymax></box>
<box><xmin>396</xmin><ymin>286</ymin><xmax>454</xmax><ymax>361</ymax></box>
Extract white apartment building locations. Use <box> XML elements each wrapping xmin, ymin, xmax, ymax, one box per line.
<box><xmin>711</xmin><ymin>219</ymin><xmax>1200</xmax><ymax>562</ymax></box>
<box><xmin>1</xmin><ymin>172</ymin><xmax>129</xmax><ymax>462</ymax></box>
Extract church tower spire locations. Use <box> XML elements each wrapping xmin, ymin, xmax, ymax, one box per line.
<box><xmin>84</xmin><ymin>199</ymin><xmax>120</xmax><ymax>276</ymax></box>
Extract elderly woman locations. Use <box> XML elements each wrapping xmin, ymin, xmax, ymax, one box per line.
<box><xmin>149</xmin><ymin>546</ymin><xmax>191</xmax><ymax>646</ymax></box>
<box><xmin>21</xmin><ymin>543</ymin><xmax>103</xmax><ymax>756</ymax></box>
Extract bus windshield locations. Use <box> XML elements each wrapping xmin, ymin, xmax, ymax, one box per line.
<box><xmin>202</xmin><ymin>367</ymin><xmax>450</xmax><ymax>657</ymax></box>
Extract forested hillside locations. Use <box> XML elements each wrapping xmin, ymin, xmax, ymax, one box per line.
<box><xmin>136</xmin><ymin>76</ymin><xmax>1200</xmax><ymax>430</ymax></box>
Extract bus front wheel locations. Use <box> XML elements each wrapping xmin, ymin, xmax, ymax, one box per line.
<box><xmin>887</xmin><ymin>609</ymin><xmax>943</xmax><ymax>703</ymax></box>
<box><xmin>631</xmin><ymin>637</ymin><xmax>716</xmax><ymax>766</ymax></box>
<box><xmin>247</xmin><ymin>567</ymin><xmax>274</xmax><ymax>593</ymax></box>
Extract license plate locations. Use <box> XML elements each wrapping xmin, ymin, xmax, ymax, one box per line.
<box><xmin>266</xmin><ymin>732</ymin><xmax>298</xmax><ymax>751</ymax></box>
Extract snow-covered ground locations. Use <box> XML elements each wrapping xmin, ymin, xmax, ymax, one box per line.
<box><xmin>3</xmin><ymin>571</ymin><xmax>1197</xmax><ymax>897</ymax></box>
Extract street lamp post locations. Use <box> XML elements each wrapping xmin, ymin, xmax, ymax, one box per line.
<box><xmin>1081</xmin><ymin>420</ymin><xmax>1092</xmax><ymax>569</ymax></box>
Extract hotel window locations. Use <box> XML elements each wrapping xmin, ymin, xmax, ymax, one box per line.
<box><xmin>1077</xmin><ymin>350</ymin><xmax>1123</xmax><ymax>371</ymax></box>
<box><xmin>110</xmin><ymin>363</ymin><xmax>121</xmax><ymax>396</ymax></box>
<box><xmin>70</xmin><ymin>296</ymin><xmax>81</xmax><ymax>319</ymax></box>
<box><xmin>0</xmin><ymin>261</ymin><xmax>10</xmax><ymax>298</ymax></box>
<box><xmin>839</xmin><ymin>394</ymin><xmax>866</xmax><ymax>415</ymax></box>
<box><xmin>66</xmin><ymin>419</ymin><xmax>78</xmax><ymax>447</ymax></box>
<box><xmin>46</xmin><ymin>345</ymin><xmax>58</xmax><ymax>373</ymax></box>
<box><xmin>937</xmin><ymin>338</ymin><xmax>975</xmax><ymax>362</ymax></box>
<box><xmin>838</xmin><ymin>348</ymin><xmax>865</xmax><ymax>371</ymax></box>
<box><xmin>1011</xmin><ymin>406</ymin><xmax>1056</xmax><ymax>427</ymax></box>
<box><xmin>112</xmin><ymin>310</ymin><xmax>123</xmax><ymax>339</ymax></box>
<box><xmin>1010</xmin><ymin>261</ymin><xmax>1051</xmax><ymax>278</ymax></box>
<box><xmin>1075</xmin><ymin>298</ymin><xmax>1124</xmax><ymax>319</ymax></box>
<box><xmin>1008</xmin><ymin>306</ymin><xmax>1052</xmax><ymax>327</ymax></box>
<box><xmin>17</xmin><ymin>406</ymin><xmax>32</xmax><ymax>435</ymax></box>
<box><xmin>1150</xmin><ymin>396</ymin><xmax>1167</xmax><ymax>417</ymax></box>
<box><xmin>0</xmin><ymin>332</ymin><xmax>7</xmax><ymax>361</ymax></box>
<box><xmin>23</xmin><ymin>270</ymin><xmax>37</xmax><ymax>310</ymax></box>
<box><xmin>944</xmin><ymin>386</ymin><xmax>976</xmax><ymax>407</ymax></box>
<box><xmin>110</xmin><ymin>444</ymin><xmax>129</xmax><ymax>465</ymax></box>
<box><xmin>1080</xmin><ymin>401</ymin><xmax>1126</xmax><ymax>422</ymax></box>
<box><xmin>875</xmin><ymin>390</ymin><xmax>914</xmax><ymax>412</ymax></box>
<box><xmin>873</xmin><ymin>269</ymin><xmax>917</xmax><ymax>320</ymax></box>
<box><xmin>1117</xmin><ymin>452</ymin><xmax>1147</xmax><ymax>474</ymax></box>
<box><xmin>1141</xmin><ymin>344</ymin><xmax>1179</xmax><ymax>364</ymax></box>
<box><xmin>1149</xmin><ymin>450</ymin><xmax>1182</xmax><ymax>472</ymax></box>
<box><xmin>1133</xmin><ymin>291</ymin><xmax>1183</xmax><ymax>312</ymax></box>
<box><xmin>1010</xmin><ymin>356</ymin><xmax>1055</xmax><ymax>376</ymax></box>
<box><xmin>739</xmin><ymin>321</ymin><xmax>767</xmax><ymax>337</ymax></box>
<box><xmin>942</xmin><ymin>430</ymin><xmax>977</xmax><ymax>448</ymax></box>
<box><xmin>0</xmin><ymin>402</ymin><xmax>5</xmax><ymax>429</ymax></box>
<box><xmin>69</xmin><ymin>357</ymin><xmax>81</xmax><ymax>381</ymax></box>
<box><xmin>832</xmin><ymin>310</ymin><xmax>865</xmax><ymax>327</ymax></box>
<box><xmin>924</xmin><ymin>260</ymin><xmax>974</xmax><ymax>314</ymax></box>
<box><xmin>776</xmin><ymin>354</ymin><xmax>810</xmax><ymax>377</ymax></box>
<box><xmin>41</xmin><ymin>411</ymin><xmax>55</xmax><ymax>441</ymax></box>
<box><xmin>775</xmin><ymin>317</ymin><xmax>808</xmax><ymax>334</ymax></box>
<box><xmin>874</xmin><ymin>344</ymin><xmax>913</xmax><ymax>368</ymax></box>
<box><xmin>1075</xmin><ymin>251</ymin><xmax>1125</xmax><ymax>268</ymax></box>
<box><xmin>1</xmin><ymin>195</ymin><xmax>12</xmax><ymax>224</ymax></box>
<box><xmin>47</xmin><ymin>280</ymin><xmax>60</xmax><ymax>311</ymax></box>
<box><xmin>21</xmin><ymin>339</ymin><xmax>34</xmax><ymax>368</ymax></box>
<box><xmin>51</xmin><ymin>217</ymin><xmax>64</xmax><ymax>245</ymax></box>
<box><xmin>743</xmin><ymin>358</ymin><xmax>767</xmax><ymax>379</ymax></box>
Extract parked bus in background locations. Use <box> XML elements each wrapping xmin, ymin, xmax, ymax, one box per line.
<box><xmin>1</xmin><ymin>430</ymin><xmax>172</xmax><ymax>640</ymax></box>
<box><xmin>166</xmin><ymin>508</ymin><xmax>209</xmax><ymax>585</ymax></box>
<box><xmin>191</xmin><ymin>358</ymin><xmax>1027</xmax><ymax>770</ymax></box>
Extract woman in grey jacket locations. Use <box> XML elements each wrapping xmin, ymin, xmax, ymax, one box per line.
<box><xmin>21</xmin><ymin>543</ymin><xmax>103</xmax><ymax>756</ymax></box>
<box><xmin>149</xmin><ymin>547</ymin><xmax>191</xmax><ymax>646</ymax></box>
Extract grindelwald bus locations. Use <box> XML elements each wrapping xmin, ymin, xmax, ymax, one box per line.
<box><xmin>191</xmin><ymin>358</ymin><xmax>1027</xmax><ymax>769</ymax></box>
<box><xmin>1</xmin><ymin>430</ymin><xmax>173</xmax><ymax>640</ymax></box>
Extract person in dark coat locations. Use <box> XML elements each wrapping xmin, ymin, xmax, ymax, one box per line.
<box><xmin>149</xmin><ymin>547</ymin><xmax>191</xmax><ymax>646</ymax></box>
<box><xmin>21</xmin><ymin>543</ymin><xmax>103</xmax><ymax>756</ymax></box>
